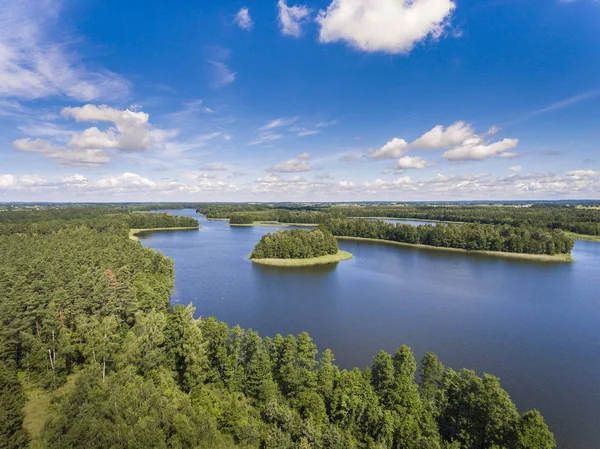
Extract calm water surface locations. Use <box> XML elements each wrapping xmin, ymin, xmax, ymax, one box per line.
<box><xmin>140</xmin><ymin>210</ymin><xmax>600</xmax><ymax>449</ymax></box>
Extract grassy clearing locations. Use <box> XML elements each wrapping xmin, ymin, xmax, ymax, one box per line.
<box><xmin>250</xmin><ymin>250</ymin><xmax>353</xmax><ymax>267</ymax></box>
<box><xmin>335</xmin><ymin>236</ymin><xmax>574</xmax><ymax>263</ymax></box>
<box><xmin>565</xmin><ymin>231</ymin><xmax>600</xmax><ymax>243</ymax></box>
<box><xmin>129</xmin><ymin>226</ymin><xmax>200</xmax><ymax>241</ymax></box>
<box><xmin>230</xmin><ymin>221</ymin><xmax>317</xmax><ymax>227</ymax></box>
<box><xmin>23</xmin><ymin>374</ymin><xmax>78</xmax><ymax>448</ymax></box>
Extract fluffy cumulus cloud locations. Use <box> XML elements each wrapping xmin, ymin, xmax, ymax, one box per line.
<box><xmin>12</xmin><ymin>104</ymin><xmax>186</xmax><ymax>167</ymax></box>
<box><xmin>317</xmin><ymin>0</ymin><xmax>456</xmax><ymax>54</ymax></box>
<box><xmin>369</xmin><ymin>121</ymin><xmax>519</xmax><ymax>165</ymax></box>
<box><xmin>0</xmin><ymin>0</ymin><xmax>129</xmax><ymax>101</ymax></box>
<box><xmin>268</xmin><ymin>159</ymin><xmax>313</xmax><ymax>173</ymax></box>
<box><xmin>411</xmin><ymin>121</ymin><xmax>474</xmax><ymax>150</ymax></box>
<box><xmin>396</xmin><ymin>155</ymin><xmax>430</xmax><ymax>172</ymax></box>
<box><xmin>278</xmin><ymin>0</ymin><xmax>311</xmax><ymax>37</ymax></box>
<box><xmin>234</xmin><ymin>7</ymin><xmax>254</xmax><ymax>30</ymax></box>
<box><xmin>62</xmin><ymin>104</ymin><xmax>153</xmax><ymax>152</ymax></box>
<box><xmin>442</xmin><ymin>137</ymin><xmax>519</xmax><ymax>161</ymax></box>
<box><xmin>297</xmin><ymin>152</ymin><xmax>311</xmax><ymax>159</ymax></box>
<box><xmin>369</xmin><ymin>138</ymin><xmax>408</xmax><ymax>159</ymax></box>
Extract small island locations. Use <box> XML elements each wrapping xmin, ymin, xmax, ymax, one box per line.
<box><xmin>249</xmin><ymin>228</ymin><xmax>352</xmax><ymax>266</ymax></box>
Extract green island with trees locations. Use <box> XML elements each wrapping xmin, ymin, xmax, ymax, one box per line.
<box><xmin>319</xmin><ymin>219</ymin><xmax>575</xmax><ymax>262</ymax></box>
<box><xmin>0</xmin><ymin>205</ymin><xmax>558</xmax><ymax>448</ymax></box>
<box><xmin>249</xmin><ymin>228</ymin><xmax>352</xmax><ymax>267</ymax></box>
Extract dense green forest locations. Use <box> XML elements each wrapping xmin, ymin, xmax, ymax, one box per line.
<box><xmin>250</xmin><ymin>229</ymin><xmax>339</xmax><ymax>259</ymax></box>
<box><xmin>320</xmin><ymin>219</ymin><xmax>574</xmax><ymax>256</ymax></box>
<box><xmin>230</xmin><ymin>215</ymin><xmax>257</xmax><ymax>225</ymax></box>
<box><xmin>0</xmin><ymin>207</ymin><xmax>556</xmax><ymax>448</ymax></box>
<box><xmin>196</xmin><ymin>203</ymin><xmax>600</xmax><ymax>236</ymax></box>
<box><xmin>0</xmin><ymin>209</ymin><xmax>198</xmax><ymax>236</ymax></box>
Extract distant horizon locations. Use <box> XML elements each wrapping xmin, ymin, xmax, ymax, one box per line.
<box><xmin>3</xmin><ymin>199</ymin><xmax>600</xmax><ymax>205</ymax></box>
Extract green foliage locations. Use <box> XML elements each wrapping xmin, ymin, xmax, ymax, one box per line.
<box><xmin>320</xmin><ymin>219</ymin><xmax>574</xmax><ymax>255</ymax></box>
<box><xmin>0</xmin><ymin>361</ymin><xmax>29</xmax><ymax>449</ymax></box>
<box><xmin>229</xmin><ymin>214</ymin><xmax>256</xmax><ymax>224</ymax></box>
<box><xmin>128</xmin><ymin>212</ymin><xmax>198</xmax><ymax>229</ymax></box>
<box><xmin>250</xmin><ymin>228</ymin><xmax>339</xmax><ymax>259</ymax></box>
<box><xmin>0</xmin><ymin>206</ymin><xmax>557</xmax><ymax>448</ymax></box>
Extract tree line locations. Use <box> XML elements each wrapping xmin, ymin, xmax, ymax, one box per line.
<box><xmin>0</xmin><ymin>208</ymin><xmax>198</xmax><ymax>236</ymax></box>
<box><xmin>330</xmin><ymin>204</ymin><xmax>600</xmax><ymax>236</ymax></box>
<box><xmin>197</xmin><ymin>203</ymin><xmax>600</xmax><ymax>236</ymax></box>
<box><xmin>0</xmin><ymin>207</ymin><xmax>556</xmax><ymax>448</ymax></box>
<box><xmin>320</xmin><ymin>219</ymin><xmax>574</xmax><ymax>255</ymax></box>
<box><xmin>250</xmin><ymin>229</ymin><xmax>339</xmax><ymax>259</ymax></box>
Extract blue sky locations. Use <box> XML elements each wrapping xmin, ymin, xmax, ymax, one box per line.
<box><xmin>0</xmin><ymin>0</ymin><xmax>599</xmax><ymax>201</ymax></box>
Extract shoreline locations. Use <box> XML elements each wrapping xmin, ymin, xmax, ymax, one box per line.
<box><xmin>335</xmin><ymin>236</ymin><xmax>574</xmax><ymax>263</ymax></box>
<box><xmin>230</xmin><ymin>221</ymin><xmax>317</xmax><ymax>227</ymax></box>
<box><xmin>565</xmin><ymin>231</ymin><xmax>600</xmax><ymax>243</ymax></box>
<box><xmin>129</xmin><ymin>226</ymin><xmax>200</xmax><ymax>241</ymax></box>
<box><xmin>250</xmin><ymin>250</ymin><xmax>353</xmax><ymax>267</ymax></box>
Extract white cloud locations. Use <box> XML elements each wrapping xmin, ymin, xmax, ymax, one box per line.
<box><xmin>0</xmin><ymin>0</ymin><xmax>129</xmax><ymax>101</ymax></box>
<box><xmin>249</xmin><ymin>132</ymin><xmax>283</xmax><ymax>145</ymax></box>
<box><xmin>317</xmin><ymin>0</ymin><xmax>456</xmax><ymax>54</ymax></box>
<box><xmin>206</xmin><ymin>60</ymin><xmax>236</xmax><ymax>87</ymax></box>
<box><xmin>510</xmin><ymin>165</ymin><xmax>522</xmax><ymax>173</ymax></box>
<box><xmin>61</xmin><ymin>174</ymin><xmax>88</xmax><ymax>185</ymax></box>
<box><xmin>234</xmin><ymin>7</ymin><xmax>254</xmax><ymax>30</ymax></box>
<box><xmin>3</xmin><ymin>169</ymin><xmax>600</xmax><ymax>201</ymax></box>
<box><xmin>297</xmin><ymin>152</ymin><xmax>311</xmax><ymax>159</ymax></box>
<box><xmin>268</xmin><ymin>159</ymin><xmax>313</xmax><ymax>173</ymax></box>
<box><xmin>443</xmin><ymin>137</ymin><xmax>519</xmax><ymax>161</ymax></box>
<box><xmin>369</xmin><ymin>122</ymin><xmax>519</xmax><ymax>163</ymax></box>
<box><xmin>260</xmin><ymin>117</ymin><xmax>298</xmax><ymax>130</ymax></box>
<box><xmin>294</xmin><ymin>127</ymin><xmax>321</xmax><ymax>136</ymax></box>
<box><xmin>396</xmin><ymin>155</ymin><xmax>431</xmax><ymax>171</ymax></box>
<box><xmin>278</xmin><ymin>0</ymin><xmax>311</xmax><ymax>37</ymax></box>
<box><xmin>411</xmin><ymin>121</ymin><xmax>474</xmax><ymax>149</ymax></box>
<box><xmin>62</xmin><ymin>104</ymin><xmax>152</xmax><ymax>152</ymax></box>
<box><xmin>95</xmin><ymin>172</ymin><xmax>155</xmax><ymax>190</ymax></box>
<box><xmin>13</xmin><ymin>138</ymin><xmax>111</xmax><ymax>168</ymax></box>
<box><xmin>0</xmin><ymin>174</ymin><xmax>15</xmax><ymax>188</ymax></box>
<box><xmin>363</xmin><ymin>176</ymin><xmax>413</xmax><ymax>192</ymax></box>
<box><xmin>369</xmin><ymin>138</ymin><xmax>408</xmax><ymax>159</ymax></box>
<box><xmin>528</xmin><ymin>90</ymin><xmax>600</xmax><ymax>116</ymax></box>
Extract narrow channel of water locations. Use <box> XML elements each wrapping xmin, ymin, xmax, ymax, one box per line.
<box><xmin>139</xmin><ymin>209</ymin><xmax>600</xmax><ymax>449</ymax></box>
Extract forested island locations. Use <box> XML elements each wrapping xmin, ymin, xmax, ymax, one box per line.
<box><xmin>0</xmin><ymin>205</ymin><xmax>556</xmax><ymax>448</ymax></box>
<box><xmin>249</xmin><ymin>228</ymin><xmax>352</xmax><ymax>266</ymax></box>
<box><xmin>320</xmin><ymin>219</ymin><xmax>574</xmax><ymax>261</ymax></box>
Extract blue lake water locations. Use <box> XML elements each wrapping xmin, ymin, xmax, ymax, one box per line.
<box><xmin>139</xmin><ymin>209</ymin><xmax>600</xmax><ymax>449</ymax></box>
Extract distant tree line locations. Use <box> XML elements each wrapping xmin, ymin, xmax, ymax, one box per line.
<box><xmin>128</xmin><ymin>212</ymin><xmax>198</xmax><ymax>229</ymax></box>
<box><xmin>328</xmin><ymin>205</ymin><xmax>600</xmax><ymax>236</ymax></box>
<box><xmin>0</xmin><ymin>207</ymin><xmax>556</xmax><ymax>448</ymax></box>
<box><xmin>320</xmin><ymin>219</ymin><xmax>574</xmax><ymax>255</ymax></box>
<box><xmin>250</xmin><ymin>229</ymin><xmax>339</xmax><ymax>259</ymax></box>
<box><xmin>0</xmin><ymin>208</ymin><xmax>198</xmax><ymax>236</ymax></box>
<box><xmin>198</xmin><ymin>203</ymin><xmax>600</xmax><ymax>236</ymax></box>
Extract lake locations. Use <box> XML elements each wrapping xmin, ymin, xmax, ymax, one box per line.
<box><xmin>139</xmin><ymin>209</ymin><xmax>600</xmax><ymax>449</ymax></box>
